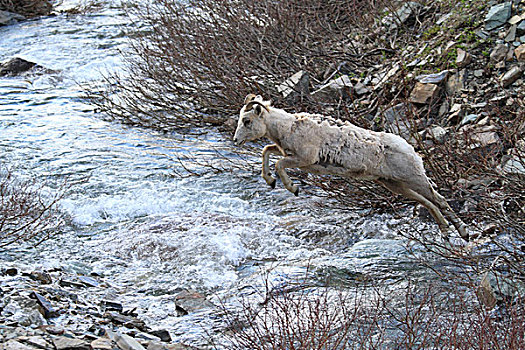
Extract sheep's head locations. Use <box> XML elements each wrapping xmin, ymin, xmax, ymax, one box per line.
<box><xmin>233</xmin><ymin>94</ymin><xmax>270</xmax><ymax>146</ymax></box>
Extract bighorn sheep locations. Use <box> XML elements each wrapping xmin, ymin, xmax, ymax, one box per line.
<box><xmin>233</xmin><ymin>94</ymin><xmax>468</xmax><ymax>240</ymax></box>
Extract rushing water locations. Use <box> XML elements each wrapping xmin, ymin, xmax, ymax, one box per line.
<box><xmin>0</xmin><ymin>1</ymin><xmax>444</xmax><ymax>346</ymax></box>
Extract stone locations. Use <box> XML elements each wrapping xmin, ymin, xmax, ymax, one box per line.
<box><xmin>353</xmin><ymin>82</ymin><xmax>370</xmax><ymax>96</ymax></box>
<box><xmin>1</xmin><ymin>340</ymin><xmax>34</xmax><ymax>350</ymax></box>
<box><xmin>490</xmin><ymin>44</ymin><xmax>509</xmax><ymax>62</ymax></box>
<box><xmin>484</xmin><ymin>2</ymin><xmax>512</xmax><ymax>31</ymax></box>
<box><xmin>107</xmin><ymin>330</ymin><xmax>147</xmax><ymax>350</ymax></box>
<box><xmin>515</xmin><ymin>44</ymin><xmax>525</xmax><ymax>61</ymax></box>
<box><xmin>415</xmin><ymin>70</ymin><xmax>449</xmax><ymax>84</ymax></box>
<box><xmin>501</xmin><ymin>65</ymin><xmax>525</xmax><ymax>87</ymax></box>
<box><xmin>477</xmin><ymin>271</ymin><xmax>523</xmax><ymax>309</ymax></box>
<box><xmin>174</xmin><ymin>289</ymin><xmax>214</xmax><ymax>315</ymax></box>
<box><xmin>508</xmin><ymin>14</ymin><xmax>524</xmax><ymax>25</ymax></box>
<box><xmin>28</xmin><ymin>271</ymin><xmax>52</xmax><ymax>284</ymax></box>
<box><xmin>311</xmin><ymin>75</ymin><xmax>353</xmax><ymax>102</ymax></box>
<box><xmin>505</xmin><ymin>24</ymin><xmax>517</xmax><ymax>42</ymax></box>
<box><xmin>460</xmin><ymin>114</ymin><xmax>478</xmax><ymax>126</ymax></box>
<box><xmin>149</xmin><ymin>330</ymin><xmax>171</xmax><ymax>343</ymax></box>
<box><xmin>3</xmin><ymin>267</ymin><xmax>18</xmax><ymax>276</ymax></box>
<box><xmin>464</xmin><ymin>126</ymin><xmax>501</xmax><ymax>149</ymax></box>
<box><xmin>31</xmin><ymin>291</ymin><xmax>58</xmax><ymax>319</ymax></box>
<box><xmin>445</xmin><ymin>70</ymin><xmax>466</xmax><ymax>95</ymax></box>
<box><xmin>502</xmin><ymin>156</ymin><xmax>525</xmax><ymax>175</ymax></box>
<box><xmin>0</xmin><ymin>58</ymin><xmax>38</xmax><ymax>77</ymax></box>
<box><xmin>474</xmin><ymin>69</ymin><xmax>484</xmax><ymax>78</ymax></box>
<box><xmin>455</xmin><ymin>49</ymin><xmax>471</xmax><ymax>68</ymax></box>
<box><xmin>408</xmin><ymin>82</ymin><xmax>440</xmax><ymax>104</ymax></box>
<box><xmin>518</xmin><ymin>20</ymin><xmax>525</xmax><ymax>36</ymax></box>
<box><xmin>373</xmin><ymin>64</ymin><xmax>400</xmax><ymax>90</ymax></box>
<box><xmin>379</xmin><ymin>103</ymin><xmax>413</xmax><ymax>141</ymax></box>
<box><xmin>382</xmin><ymin>2</ymin><xmax>422</xmax><ymax>30</ymax></box>
<box><xmin>52</xmin><ymin>336</ymin><xmax>90</xmax><ymax>350</ymax></box>
<box><xmin>424</xmin><ymin>126</ymin><xmax>447</xmax><ymax>144</ymax></box>
<box><xmin>101</xmin><ymin>300</ymin><xmax>123</xmax><ymax>312</ymax></box>
<box><xmin>276</xmin><ymin>71</ymin><xmax>310</xmax><ymax>100</ymax></box>
<box><xmin>0</xmin><ymin>10</ymin><xmax>25</xmax><ymax>26</ymax></box>
<box><xmin>23</xmin><ymin>336</ymin><xmax>51</xmax><ymax>349</ymax></box>
<box><xmin>78</xmin><ymin>276</ymin><xmax>99</xmax><ymax>287</ymax></box>
<box><xmin>91</xmin><ymin>337</ymin><xmax>114</xmax><ymax>350</ymax></box>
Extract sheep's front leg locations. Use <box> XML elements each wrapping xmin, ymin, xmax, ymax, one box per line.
<box><xmin>275</xmin><ymin>156</ymin><xmax>309</xmax><ymax>196</ymax></box>
<box><xmin>261</xmin><ymin>144</ymin><xmax>282</xmax><ymax>189</ymax></box>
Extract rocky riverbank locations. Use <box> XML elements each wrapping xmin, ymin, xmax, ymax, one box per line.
<box><xmin>1</xmin><ymin>263</ymin><xmax>207</xmax><ymax>349</ymax></box>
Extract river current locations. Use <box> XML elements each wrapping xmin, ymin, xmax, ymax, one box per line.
<box><xmin>0</xmin><ymin>0</ymin><xmax>441</xmax><ymax>346</ymax></box>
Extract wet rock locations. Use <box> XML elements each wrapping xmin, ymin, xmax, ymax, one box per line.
<box><xmin>27</xmin><ymin>271</ymin><xmax>52</xmax><ymax>285</ymax></box>
<box><xmin>311</xmin><ymin>75</ymin><xmax>353</xmax><ymax>102</ymax></box>
<box><xmin>382</xmin><ymin>2</ymin><xmax>422</xmax><ymax>30</ymax></box>
<box><xmin>3</xmin><ymin>267</ymin><xmax>18</xmax><ymax>276</ymax></box>
<box><xmin>107</xmin><ymin>329</ymin><xmax>146</xmax><ymax>350</ymax></box>
<box><xmin>0</xmin><ymin>10</ymin><xmax>25</xmax><ymax>26</ymax></box>
<box><xmin>2</xmin><ymin>340</ymin><xmax>34</xmax><ymax>350</ymax></box>
<box><xmin>501</xmin><ymin>65</ymin><xmax>525</xmax><ymax>87</ymax></box>
<box><xmin>101</xmin><ymin>300</ymin><xmax>123</xmax><ymax>312</ymax></box>
<box><xmin>455</xmin><ymin>49</ymin><xmax>471</xmax><ymax>68</ymax></box>
<box><xmin>22</xmin><ymin>335</ymin><xmax>52</xmax><ymax>349</ymax></box>
<box><xmin>409</xmin><ymin>82</ymin><xmax>440</xmax><ymax>104</ymax></box>
<box><xmin>59</xmin><ymin>279</ymin><xmax>85</xmax><ymax>288</ymax></box>
<box><xmin>149</xmin><ymin>330</ymin><xmax>171</xmax><ymax>343</ymax></box>
<box><xmin>415</xmin><ymin>70</ymin><xmax>449</xmax><ymax>84</ymax></box>
<box><xmin>52</xmin><ymin>336</ymin><xmax>90</xmax><ymax>350</ymax></box>
<box><xmin>484</xmin><ymin>2</ymin><xmax>512</xmax><ymax>31</ymax></box>
<box><xmin>490</xmin><ymin>44</ymin><xmax>509</xmax><ymax>62</ymax></box>
<box><xmin>78</xmin><ymin>276</ymin><xmax>99</xmax><ymax>288</ymax></box>
<box><xmin>276</xmin><ymin>70</ymin><xmax>310</xmax><ymax>100</ymax></box>
<box><xmin>515</xmin><ymin>44</ymin><xmax>525</xmax><ymax>61</ymax></box>
<box><xmin>0</xmin><ymin>58</ymin><xmax>39</xmax><ymax>77</ymax></box>
<box><xmin>174</xmin><ymin>289</ymin><xmax>214</xmax><ymax>315</ymax></box>
<box><xmin>91</xmin><ymin>337</ymin><xmax>114</xmax><ymax>350</ymax></box>
<box><xmin>31</xmin><ymin>291</ymin><xmax>58</xmax><ymax>319</ymax></box>
<box><xmin>106</xmin><ymin>311</ymin><xmax>147</xmax><ymax>331</ymax></box>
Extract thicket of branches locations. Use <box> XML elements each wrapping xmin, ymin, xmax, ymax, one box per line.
<box><xmin>0</xmin><ymin>166</ymin><xmax>66</xmax><ymax>247</ymax></box>
<box><xmin>0</xmin><ymin>0</ymin><xmax>52</xmax><ymax>17</ymax></box>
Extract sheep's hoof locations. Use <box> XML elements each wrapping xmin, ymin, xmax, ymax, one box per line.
<box><xmin>293</xmin><ymin>187</ymin><xmax>299</xmax><ymax>197</ymax></box>
<box><xmin>269</xmin><ymin>178</ymin><xmax>276</xmax><ymax>189</ymax></box>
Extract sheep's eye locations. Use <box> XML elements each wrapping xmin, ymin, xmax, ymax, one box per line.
<box><xmin>243</xmin><ymin>118</ymin><xmax>251</xmax><ymax>127</ymax></box>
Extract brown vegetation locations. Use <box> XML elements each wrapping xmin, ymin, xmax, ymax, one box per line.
<box><xmin>0</xmin><ymin>166</ymin><xmax>66</xmax><ymax>247</ymax></box>
<box><xmin>0</xmin><ymin>0</ymin><xmax>52</xmax><ymax>17</ymax></box>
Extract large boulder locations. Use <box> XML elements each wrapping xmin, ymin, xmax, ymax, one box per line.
<box><xmin>484</xmin><ymin>2</ymin><xmax>512</xmax><ymax>31</ymax></box>
<box><xmin>0</xmin><ymin>57</ymin><xmax>39</xmax><ymax>77</ymax></box>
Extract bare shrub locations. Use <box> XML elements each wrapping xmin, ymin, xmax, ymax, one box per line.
<box><xmin>219</xmin><ymin>273</ymin><xmax>525</xmax><ymax>349</ymax></box>
<box><xmin>0</xmin><ymin>166</ymin><xmax>66</xmax><ymax>247</ymax></box>
<box><xmin>0</xmin><ymin>0</ymin><xmax>52</xmax><ymax>17</ymax></box>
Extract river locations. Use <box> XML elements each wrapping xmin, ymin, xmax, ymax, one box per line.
<box><xmin>0</xmin><ymin>0</ymin><xmax>444</xmax><ymax>347</ymax></box>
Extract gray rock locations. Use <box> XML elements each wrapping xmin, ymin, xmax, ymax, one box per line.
<box><xmin>353</xmin><ymin>82</ymin><xmax>370</xmax><ymax>95</ymax></box>
<box><xmin>382</xmin><ymin>2</ymin><xmax>422</xmax><ymax>30</ymax></box>
<box><xmin>445</xmin><ymin>70</ymin><xmax>466</xmax><ymax>95</ymax></box>
<box><xmin>107</xmin><ymin>330</ymin><xmax>147</xmax><ymax>350</ymax></box>
<box><xmin>478</xmin><ymin>271</ymin><xmax>524</xmax><ymax>309</ymax></box>
<box><xmin>52</xmin><ymin>336</ymin><xmax>90</xmax><ymax>350</ymax></box>
<box><xmin>1</xmin><ymin>340</ymin><xmax>34</xmax><ymax>350</ymax></box>
<box><xmin>415</xmin><ymin>70</ymin><xmax>449</xmax><ymax>83</ymax></box>
<box><xmin>91</xmin><ymin>337</ymin><xmax>114</xmax><ymax>350</ymax></box>
<box><xmin>456</xmin><ymin>49</ymin><xmax>471</xmax><ymax>68</ymax></box>
<box><xmin>502</xmin><ymin>155</ymin><xmax>525</xmax><ymax>175</ymax></box>
<box><xmin>490</xmin><ymin>44</ymin><xmax>509</xmax><ymax>62</ymax></box>
<box><xmin>174</xmin><ymin>289</ymin><xmax>214</xmax><ymax>315</ymax></box>
<box><xmin>0</xmin><ymin>58</ymin><xmax>38</xmax><ymax>77</ymax></box>
<box><xmin>517</xmin><ymin>19</ymin><xmax>525</xmax><ymax>36</ymax></box>
<box><xmin>149</xmin><ymin>330</ymin><xmax>171</xmax><ymax>343</ymax></box>
<box><xmin>505</xmin><ymin>24</ymin><xmax>517</xmax><ymax>42</ymax></box>
<box><xmin>501</xmin><ymin>65</ymin><xmax>525</xmax><ymax>87</ymax></box>
<box><xmin>311</xmin><ymin>75</ymin><xmax>353</xmax><ymax>102</ymax></box>
<box><xmin>484</xmin><ymin>2</ymin><xmax>512</xmax><ymax>31</ymax></box>
<box><xmin>423</xmin><ymin>126</ymin><xmax>448</xmax><ymax>144</ymax></box>
<box><xmin>515</xmin><ymin>44</ymin><xmax>525</xmax><ymax>61</ymax></box>
<box><xmin>460</xmin><ymin>114</ymin><xmax>479</xmax><ymax>126</ymax></box>
<box><xmin>101</xmin><ymin>300</ymin><xmax>123</xmax><ymax>312</ymax></box>
<box><xmin>31</xmin><ymin>291</ymin><xmax>58</xmax><ymax>319</ymax></box>
<box><xmin>0</xmin><ymin>10</ymin><xmax>25</xmax><ymax>26</ymax></box>
<box><xmin>276</xmin><ymin>71</ymin><xmax>310</xmax><ymax>100</ymax></box>
<box><xmin>379</xmin><ymin>103</ymin><xmax>414</xmax><ymax>142</ymax></box>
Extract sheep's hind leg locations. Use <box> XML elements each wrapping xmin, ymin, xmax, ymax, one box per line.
<box><xmin>379</xmin><ymin>180</ymin><xmax>453</xmax><ymax>238</ymax></box>
<box><xmin>275</xmin><ymin>156</ymin><xmax>309</xmax><ymax>196</ymax></box>
<box><xmin>261</xmin><ymin>145</ymin><xmax>281</xmax><ymax>188</ymax></box>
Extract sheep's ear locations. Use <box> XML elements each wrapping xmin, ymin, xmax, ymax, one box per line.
<box><xmin>244</xmin><ymin>94</ymin><xmax>256</xmax><ymax>105</ymax></box>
